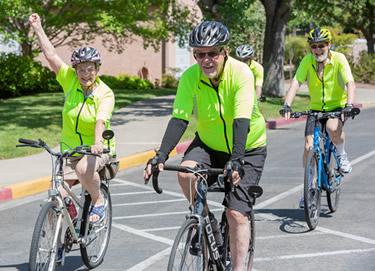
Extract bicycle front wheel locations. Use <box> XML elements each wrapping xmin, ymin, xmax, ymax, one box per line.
<box><xmin>327</xmin><ymin>150</ymin><xmax>341</xmax><ymax>212</ymax></box>
<box><xmin>304</xmin><ymin>150</ymin><xmax>322</xmax><ymax>230</ymax></box>
<box><xmin>168</xmin><ymin>218</ymin><xmax>208</xmax><ymax>271</ymax></box>
<box><xmin>29</xmin><ymin>201</ymin><xmax>61</xmax><ymax>271</ymax></box>
<box><xmin>80</xmin><ymin>183</ymin><xmax>112</xmax><ymax>269</ymax></box>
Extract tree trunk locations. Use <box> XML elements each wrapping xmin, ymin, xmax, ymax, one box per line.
<box><xmin>363</xmin><ymin>0</ymin><xmax>374</xmax><ymax>53</ymax></box>
<box><xmin>20</xmin><ymin>41</ymin><xmax>33</xmax><ymax>57</ymax></box>
<box><xmin>261</xmin><ymin>0</ymin><xmax>291</xmax><ymax>97</ymax></box>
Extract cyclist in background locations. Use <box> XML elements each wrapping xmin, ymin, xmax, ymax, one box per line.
<box><xmin>29</xmin><ymin>13</ymin><xmax>115</xmax><ymax>224</ymax></box>
<box><xmin>144</xmin><ymin>21</ymin><xmax>267</xmax><ymax>271</ymax></box>
<box><xmin>280</xmin><ymin>27</ymin><xmax>356</xmax><ymax>207</ymax></box>
<box><xmin>236</xmin><ymin>44</ymin><xmax>264</xmax><ymax>98</ymax></box>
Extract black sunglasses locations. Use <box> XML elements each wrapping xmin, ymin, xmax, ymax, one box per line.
<box><xmin>310</xmin><ymin>44</ymin><xmax>327</xmax><ymax>50</ymax></box>
<box><xmin>194</xmin><ymin>48</ymin><xmax>223</xmax><ymax>59</ymax></box>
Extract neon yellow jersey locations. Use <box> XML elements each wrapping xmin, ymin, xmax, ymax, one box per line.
<box><xmin>294</xmin><ymin>51</ymin><xmax>354</xmax><ymax>111</ymax></box>
<box><xmin>56</xmin><ymin>63</ymin><xmax>115</xmax><ymax>154</ymax></box>
<box><xmin>173</xmin><ymin>56</ymin><xmax>267</xmax><ymax>154</ymax></box>
<box><xmin>249</xmin><ymin>60</ymin><xmax>264</xmax><ymax>88</ymax></box>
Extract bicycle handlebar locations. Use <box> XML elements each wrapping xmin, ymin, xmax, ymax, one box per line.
<box><xmin>288</xmin><ymin>108</ymin><xmax>360</xmax><ymax>119</ymax></box>
<box><xmin>150</xmin><ymin>165</ymin><xmax>224</xmax><ymax>194</ymax></box>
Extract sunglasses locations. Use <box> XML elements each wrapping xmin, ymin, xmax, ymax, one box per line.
<box><xmin>310</xmin><ymin>44</ymin><xmax>327</xmax><ymax>50</ymax></box>
<box><xmin>194</xmin><ymin>48</ymin><xmax>223</xmax><ymax>59</ymax></box>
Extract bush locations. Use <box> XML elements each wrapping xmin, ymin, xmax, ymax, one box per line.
<box><xmin>352</xmin><ymin>52</ymin><xmax>375</xmax><ymax>84</ymax></box>
<box><xmin>100</xmin><ymin>74</ymin><xmax>153</xmax><ymax>90</ymax></box>
<box><xmin>161</xmin><ymin>74</ymin><xmax>179</xmax><ymax>88</ymax></box>
<box><xmin>0</xmin><ymin>54</ymin><xmax>61</xmax><ymax>99</ymax></box>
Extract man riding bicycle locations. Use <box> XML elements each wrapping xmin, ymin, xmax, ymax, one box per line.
<box><xmin>280</xmin><ymin>27</ymin><xmax>356</xmax><ymax>207</ymax></box>
<box><xmin>235</xmin><ymin>44</ymin><xmax>264</xmax><ymax>98</ymax></box>
<box><xmin>29</xmin><ymin>13</ymin><xmax>115</xmax><ymax>224</ymax></box>
<box><xmin>144</xmin><ymin>21</ymin><xmax>267</xmax><ymax>271</ymax></box>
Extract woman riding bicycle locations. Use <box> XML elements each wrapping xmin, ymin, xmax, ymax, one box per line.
<box><xmin>29</xmin><ymin>13</ymin><xmax>115</xmax><ymax>224</ymax></box>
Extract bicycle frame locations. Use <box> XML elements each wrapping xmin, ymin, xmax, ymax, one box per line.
<box><xmin>312</xmin><ymin>120</ymin><xmax>342</xmax><ymax>193</ymax></box>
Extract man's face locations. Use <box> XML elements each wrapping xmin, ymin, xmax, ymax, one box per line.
<box><xmin>75</xmin><ymin>62</ymin><xmax>98</xmax><ymax>88</ymax></box>
<box><xmin>310</xmin><ymin>42</ymin><xmax>330</xmax><ymax>63</ymax></box>
<box><xmin>193</xmin><ymin>47</ymin><xmax>226</xmax><ymax>79</ymax></box>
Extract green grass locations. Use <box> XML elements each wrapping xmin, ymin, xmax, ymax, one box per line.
<box><xmin>0</xmin><ymin>88</ymin><xmax>176</xmax><ymax>159</ymax></box>
<box><xmin>181</xmin><ymin>94</ymin><xmax>310</xmax><ymax>142</ymax></box>
<box><xmin>0</xmin><ymin>91</ymin><xmax>309</xmax><ymax>159</ymax></box>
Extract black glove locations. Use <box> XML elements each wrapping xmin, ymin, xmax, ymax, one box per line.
<box><xmin>145</xmin><ymin>151</ymin><xmax>168</xmax><ymax>171</ymax></box>
<box><xmin>279</xmin><ymin>104</ymin><xmax>292</xmax><ymax>116</ymax></box>
<box><xmin>225</xmin><ymin>158</ymin><xmax>245</xmax><ymax>178</ymax></box>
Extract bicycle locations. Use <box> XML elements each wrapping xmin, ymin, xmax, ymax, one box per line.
<box><xmin>17</xmin><ymin>130</ymin><xmax>118</xmax><ymax>271</ymax></box>
<box><xmin>287</xmin><ymin>108</ymin><xmax>360</xmax><ymax>230</ymax></box>
<box><xmin>150</xmin><ymin>164</ymin><xmax>263</xmax><ymax>271</ymax></box>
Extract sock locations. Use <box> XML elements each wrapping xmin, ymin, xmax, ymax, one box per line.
<box><xmin>335</xmin><ymin>142</ymin><xmax>346</xmax><ymax>156</ymax></box>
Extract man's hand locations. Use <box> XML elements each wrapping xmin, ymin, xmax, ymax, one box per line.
<box><xmin>224</xmin><ymin>159</ymin><xmax>244</xmax><ymax>186</ymax></box>
<box><xmin>143</xmin><ymin>151</ymin><xmax>168</xmax><ymax>183</ymax></box>
<box><xmin>91</xmin><ymin>142</ymin><xmax>104</xmax><ymax>154</ymax></box>
<box><xmin>29</xmin><ymin>13</ymin><xmax>42</xmax><ymax>31</ymax></box>
<box><xmin>280</xmin><ymin>104</ymin><xmax>292</xmax><ymax>120</ymax></box>
<box><xmin>342</xmin><ymin>103</ymin><xmax>353</xmax><ymax>121</ymax></box>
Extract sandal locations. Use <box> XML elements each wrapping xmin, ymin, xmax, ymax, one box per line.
<box><xmin>89</xmin><ymin>199</ymin><xmax>107</xmax><ymax>224</ymax></box>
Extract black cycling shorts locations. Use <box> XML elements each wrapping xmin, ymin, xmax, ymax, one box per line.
<box><xmin>304</xmin><ymin>109</ymin><xmax>344</xmax><ymax>136</ymax></box>
<box><xmin>182</xmin><ymin>135</ymin><xmax>267</xmax><ymax>216</ymax></box>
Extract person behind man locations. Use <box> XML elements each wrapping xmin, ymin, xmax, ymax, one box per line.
<box><xmin>280</xmin><ymin>27</ymin><xmax>355</xmax><ymax>207</ymax></box>
<box><xmin>235</xmin><ymin>44</ymin><xmax>264</xmax><ymax>98</ymax></box>
<box><xmin>29</xmin><ymin>13</ymin><xmax>115</xmax><ymax>224</ymax></box>
<box><xmin>144</xmin><ymin>21</ymin><xmax>267</xmax><ymax>270</ymax></box>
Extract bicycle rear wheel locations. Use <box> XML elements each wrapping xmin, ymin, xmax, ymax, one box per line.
<box><xmin>168</xmin><ymin>217</ymin><xmax>209</xmax><ymax>271</ymax></box>
<box><xmin>29</xmin><ymin>201</ymin><xmax>61</xmax><ymax>271</ymax></box>
<box><xmin>327</xmin><ymin>150</ymin><xmax>341</xmax><ymax>212</ymax></box>
<box><xmin>80</xmin><ymin>183</ymin><xmax>112</xmax><ymax>269</ymax></box>
<box><xmin>304</xmin><ymin>150</ymin><xmax>322</xmax><ymax>230</ymax></box>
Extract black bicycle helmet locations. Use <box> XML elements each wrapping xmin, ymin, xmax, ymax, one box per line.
<box><xmin>189</xmin><ymin>21</ymin><xmax>230</xmax><ymax>48</ymax></box>
<box><xmin>235</xmin><ymin>44</ymin><xmax>254</xmax><ymax>60</ymax></box>
<box><xmin>71</xmin><ymin>47</ymin><xmax>102</xmax><ymax>67</ymax></box>
<box><xmin>307</xmin><ymin>27</ymin><xmax>332</xmax><ymax>43</ymax></box>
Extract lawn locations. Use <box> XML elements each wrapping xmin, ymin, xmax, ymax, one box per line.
<box><xmin>0</xmin><ymin>91</ymin><xmax>309</xmax><ymax>159</ymax></box>
<box><xmin>0</xmin><ymin>88</ymin><xmax>176</xmax><ymax>159</ymax></box>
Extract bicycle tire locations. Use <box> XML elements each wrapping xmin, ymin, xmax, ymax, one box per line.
<box><xmin>80</xmin><ymin>183</ymin><xmax>112</xmax><ymax>269</ymax></box>
<box><xmin>304</xmin><ymin>150</ymin><xmax>322</xmax><ymax>230</ymax></box>
<box><xmin>168</xmin><ymin>217</ymin><xmax>209</xmax><ymax>271</ymax></box>
<box><xmin>327</xmin><ymin>150</ymin><xmax>341</xmax><ymax>212</ymax></box>
<box><xmin>29</xmin><ymin>201</ymin><xmax>61</xmax><ymax>271</ymax></box>
<box><xmin>221</xmin><ymin>211</ymin><xmax>255</xmax><ymax>271</ymax></box>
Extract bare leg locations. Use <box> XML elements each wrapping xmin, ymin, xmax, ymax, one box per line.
<box><xmin>227</xmin><ymin>209</ymin><xmax>250</xmax><ymax>271</ymax></box>
<box><xmin>177</xmin><ymin>160</ymin><xmax>198</xmax><ymax>204</ymax></box>
<box><xmin>303</xmin><ymin>135</ymin><xmax>314</xmax><ymax>168</ymax></box>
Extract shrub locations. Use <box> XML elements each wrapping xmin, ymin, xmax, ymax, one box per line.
<box><xmin>100</xmin><ymin>74</ymin><xmax>153</xmax><ymax>90</ymax></box>
<box><xmin>0</xmin><ymin>54</ymin><xmax>61</xmax><ymax>99</ymax></box>
<box><xmin>161</xmin><ymin>74</ymin><xmax>179</xmax><ymax>88</ymax></box>
<box><xmin>352</xmin><ymin>52</ymin><xmax>375</xmax><ymax>84</ymax></box>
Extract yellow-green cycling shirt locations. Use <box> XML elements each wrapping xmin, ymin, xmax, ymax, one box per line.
<box><xmin>172</xmin><ymin>56</ymin><xmax>267</xmax><ymax>154</ymax></box>
<box><xmin>56</xmin><ymin>63</ymin><xmax>115</xmax><ymax>154</ymax></box>
<box><xmin>294</xmin><ymin>51</ymin><xmax>354</xmax><ymax>111</ymax></box>
<box><xmin>249</xmin><ymin>60</ymin><xmax>264</xmax><ymax>88</ymax></box>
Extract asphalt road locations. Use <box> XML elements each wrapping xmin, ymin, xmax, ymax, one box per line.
<box><xmin>1</xmin><ymin>107</ymin><xmax>375</xmax><ymax>271</ymax></box>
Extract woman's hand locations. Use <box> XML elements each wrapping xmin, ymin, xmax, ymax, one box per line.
<box><xmin>29</xmin><ymin>13</ymin><xmax>42</xmax><ymax>31</ymax></box>
<box><xmin>91</xmin><ymin>142</ymin><xmax>104</xmax><ymax>154</ymax></box>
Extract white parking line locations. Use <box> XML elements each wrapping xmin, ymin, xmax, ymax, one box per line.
<box><xmin>126</xmin><ymin>247</ymin><xmax>171</xmax><ymax>271</ymax></box>
<box><xmin>111</xmin><ymin>191</ymin><xmax>155</xmax><ymax>196</ymax></box>
<box><xmin>113</xmin><ymin>208</ymin><xmax>223</xmax><ymax>220</ymax></box>
<box><xmin>113</xmin><ymin>198</ymin><xmax>185</xmax><ymax>207</ymax></box>
<box><xmin>143</xmin><ymin>226</ymin><xmax>181</xmax><ymax>232</ymax></box>
<box><xmin>254</xmin><ymin>247</ymin><xmax>375</xmax><ymax>262</ymax></box>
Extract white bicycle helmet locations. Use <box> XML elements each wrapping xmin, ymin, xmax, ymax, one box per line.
<box><xmin>235</xmin><ymin>44</ymin><xmax>254</xmax><ymax>60</ymax></box>
<box><xmin>71</xmin><ymin>47</ymin><xmax>102</xmax><ymax>67</ymax></box>
<box><xmin>189</xmin><ymin>21</ymin><xmax>230</xmax><ymax>48</ymax></box>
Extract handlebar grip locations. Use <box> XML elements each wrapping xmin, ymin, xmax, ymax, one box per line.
<box><xmin>351</xmin><ymin>107</ymin><xmax>360</xmax><ymax>115</ymax></box>
<box><xmin>152</xmin><ymin>170</ymin><xmax>163</xmax><ymax>194</ymax></box>
<box><xmin>18</xmin><ymin>138</ymin><xmax>38</xmax><ymax>145</ymax></box>
<box><xmin>102</xmin><ymin>148</ymin><xmax>110</xmax><ymax>154</ymax></box>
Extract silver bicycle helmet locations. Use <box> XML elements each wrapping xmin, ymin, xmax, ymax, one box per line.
<box><xmin>189</xmin><ymin>21</ymin><xmax>230</xmax><ymax>48</ymax></box>
<box><xmin>71</xmin><ymin>47</ymin><xmax>102</xmax><ymax>67</ymax></box>
<box><xmin>235</xmin><ymin>44</ymin><xmax>254</xmax><ymax>60</ymax></box>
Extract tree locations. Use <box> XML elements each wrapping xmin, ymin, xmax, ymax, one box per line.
<box><xmin>292</xmin><ymin>0</ymin><xmax>374</xmax><ymax>53</ymax></box>
<box><xmin>0</xmin><ymin>0</ymin><xmax>196</xmax><ymax>57</ymax></box>
<box><xmin>260</xmin><ymin>0</ymin><xmax>292</xmax><ymax>97</ymax></box>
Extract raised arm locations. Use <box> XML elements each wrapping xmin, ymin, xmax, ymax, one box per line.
<box><xmin>29</xmin><ymin>13</ymin><xmax>65</xmax><ymax>74</ymax></box>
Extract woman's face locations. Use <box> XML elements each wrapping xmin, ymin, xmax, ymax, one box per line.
<box><xmin>75</xmin><ymin>62</ymin><xmax>98</xmax><ymax>89</ymax></box>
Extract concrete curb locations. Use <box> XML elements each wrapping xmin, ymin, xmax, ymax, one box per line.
<box><xmin>0</xmin><ymin>106</ymin><xmax>365</xmax><ymax>202</ymax></box>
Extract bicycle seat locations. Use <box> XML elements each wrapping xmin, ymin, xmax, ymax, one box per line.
<box><xmin>248</xmin><ymin>185</ymin><xmax>263</xmax><ymax>198</ymax></box>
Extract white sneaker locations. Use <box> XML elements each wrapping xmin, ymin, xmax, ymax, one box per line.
<box><xmin>338</xmin><ymin>153</ymin><xmax>352</xmax><ymax>174</ymax></box>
